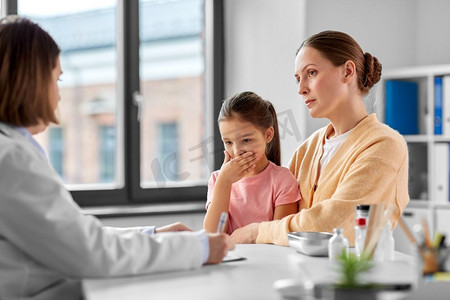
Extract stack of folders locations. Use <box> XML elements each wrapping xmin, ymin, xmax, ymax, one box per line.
<box><xmin>434</xmin><ymin>76</ymin><xmax>450</xmax><ymax>136</ymax></box>
<box><xmin>434</xmin><ymin>76</ymin><xmax>450</xmax><ymax>203</ymax></box>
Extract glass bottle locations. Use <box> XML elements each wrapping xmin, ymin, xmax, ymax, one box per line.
<box><xmin>328</xmin><ymin>228</ymin><xmax>349</xmax><ymax>262</ymax></box>
<box><xmin>354</xmin><ymin>217</ymin><xmax>367</xmax><ymax>258</ymax></box>
<box><xmin>374</xmin><ymin>220</ymin><xmax>395</xmax><ymax>261</ymax></box>
<box><xmin>385</xmin><ymin>220</ymin><xmax>395</xmax><ymax>260</ymax></box>
<box><xmin>356</xmin><ymin>204</ymin><xmax>371</xmax><ymax>221</ymax></box>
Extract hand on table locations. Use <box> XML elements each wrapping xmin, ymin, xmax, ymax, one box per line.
<box><xmin>155</xmin><ymin>222</ymin><xmax>193</xmax><ymax>233</ymax></box>
<box><xmin>230</xmin><ymin>223</ymin><xmax>260</xmax><ymax>244</ymax></box>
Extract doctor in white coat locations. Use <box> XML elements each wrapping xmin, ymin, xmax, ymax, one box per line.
<box><xmin>0</xmin><ymin>16</ymin><xmax>234</xmax><ymax>300</ymax></box>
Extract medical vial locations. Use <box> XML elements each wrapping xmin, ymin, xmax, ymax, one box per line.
<box><xmin>374</xmin><ymin>220</ymin><xmax>395</xmax><ymax>261</ymax></box>
<box><xmin>328</xmin><ymin>228</ymin><xmax>349</xmax><ymax>262</ymax></box>
<box><xmin>354</xmin><ymin>218</ymin><xmax>367</xmax><ymax>258</ymax></box>
<box><xmin>356</xmin><ymin>204</ymin><xmax>370</xmax><ymax>221</ymax></box>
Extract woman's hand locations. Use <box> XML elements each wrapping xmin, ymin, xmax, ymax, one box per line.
<box><xmin>218</xmin><ymin>151</ymin><xmax>256</xmax><ymax>185</ymax></box>
<box><xmin>155</xmin><ymin>222</ymin><xmax>193</xmax><ymax>233</ymax></box>
<box><xmin>230</xmin><ymin>223</ymin><xmax>260</xmax><ymax>244</ymax></box>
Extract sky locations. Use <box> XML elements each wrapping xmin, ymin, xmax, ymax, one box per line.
<box><xmin>18</xmin><ymin>0</ymin><xmax>116</xmax><ymax>17</ymax></box>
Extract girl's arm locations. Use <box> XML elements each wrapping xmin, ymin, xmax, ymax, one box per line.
<box><xmin>272</xmin><ymin>167</ymin><xmax>301</xmax><ymax>220</ymax></box>
<box><xmin>203</xmin><ymin>178</ymin><xmax>233</xmax><ymax>233</ymax></box>
<box><xmin>203</xmin><ymin>151</ymin><xmax>256</xmax><ymax>233</ymax></box>
<box><xmin>273</xmin><ymin>202</ymin><xmax>299</xmax><ymax>220</ymax></box>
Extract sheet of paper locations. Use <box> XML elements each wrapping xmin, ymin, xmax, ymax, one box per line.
<box><xmin>222</xmin><ymin>254</ymin><xmax>246</xmax><ymax>263</ymax></box>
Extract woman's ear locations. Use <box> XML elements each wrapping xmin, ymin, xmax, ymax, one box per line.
<box><xmin>343</xmin><ymin>60</ymin><xmax>356</xmax><ymax>82</ymax></box>
<box><xmin>265</xmin><ymin>126</ymin><xmax>274</xmax><ymax>143</ymax></box>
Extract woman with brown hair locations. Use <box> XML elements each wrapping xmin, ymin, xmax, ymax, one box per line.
<box><xmin>230</xmin><ymin>30</ymin><xmax>409</xmax><ymax>245</ymax></box>
<box><xmin>0</xmin><ymin>16</ymin><xmax>234</xmax><ymax>300</ymax></box>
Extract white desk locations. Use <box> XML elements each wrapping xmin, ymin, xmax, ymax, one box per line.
<box><xmin>83</xmin><ymin>244</ymin><xmax>422</xmax><ymax>300</ymax></box>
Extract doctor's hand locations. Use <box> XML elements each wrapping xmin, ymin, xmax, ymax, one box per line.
<box><xmin>205</xmin><ymin>233</ymin><xmax>235</xmax><ymax>264</ymax></box>
<box><xmin>155</xmin><ymin>222</ymin><xmax>193</xmax><ymax>233</ymax></box>
<box><xmin>218</xmin><ymin>151</ymin><xmax>256</xmax><ymax>185</ymax></box>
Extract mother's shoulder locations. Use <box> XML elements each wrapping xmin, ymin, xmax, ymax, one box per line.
<box><xmin>353</xmin><ymin>116</ymin><xmax>408</xmax><ymax>157</ymax></box>
<box><xmin>360</xmin><ymin>116</ymin><xmax>406</xmax><ymax>144</ymax></box>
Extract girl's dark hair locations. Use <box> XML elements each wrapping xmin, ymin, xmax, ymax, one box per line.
<box><xmin>218</xmin><ymin>91</ymin><xmax>281</xmax><ymax>166</ymax></box>
<box><xmin>297</xmin><ymin>30</ymin><xmax>382</xmax><ymax>95</ymax></box>
<box><xmin>0</xmin><ymin>16</ymin><xmax>61</xmax><ymax>126</ymax></box>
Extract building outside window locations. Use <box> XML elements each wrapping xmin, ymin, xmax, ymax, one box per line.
<box><xmin>99</xmin><ymin>125</ymin><xmax>116</xmax><ymax>183</ymax></box>
<box><xmin>154</xmin><ymin>122</ymin><xmax>179</xmax><ymax>182</ymax></box>
<box><xmin>48</xmin><ymin>127</ymin><xmax>64</xmax><ymax>178</ymax></box>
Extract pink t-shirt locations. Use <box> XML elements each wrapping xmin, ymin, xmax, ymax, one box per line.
<box><xmin>206</xmin><ymin>161</ymin><xmax>301</xmax><ymax>234</ymax></box>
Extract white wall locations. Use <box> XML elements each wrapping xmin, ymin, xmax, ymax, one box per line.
<box><xmin>302</xmin><ymin>0</ymin><xmax>418</xmax><ymax>136</ymax></box>
<box><xmin>416</xmin><ymin>0</ymin><xmax>450</xmax><ymax>65</ymax></box>
<box><xmin>304</xmin><ymin>0</ymin><xmax>418</xmax><ymax>69</ymax></box>
<box><xmin>224</xmin><ymin>0</ymin><xmax>307</xmax><ymax>166</ymax></box>
<box><xmin>224</xmin><ymin>0</ymin><xmax>450</xmax><ymax>162</ymax></box>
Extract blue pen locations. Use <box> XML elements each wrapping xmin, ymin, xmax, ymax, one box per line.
<box><xmin>217</xmin><ymin>212</ymin><xmax>228</xmax><ymax>233</ymax></box>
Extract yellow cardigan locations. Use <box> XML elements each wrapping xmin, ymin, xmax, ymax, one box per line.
<box><xmin>256</xmin><ymin>114</ymin><xmax>409</xmax><ymax>245</ymax></box>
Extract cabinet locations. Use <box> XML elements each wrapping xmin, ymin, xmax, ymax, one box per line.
<box><xmin>377</xmin><ymin>64</ymin><xmax>450</xmax><ymax>241</ymax></box>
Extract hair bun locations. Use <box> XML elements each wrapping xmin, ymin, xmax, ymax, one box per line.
<box><xmin>363</xmin><ymin>52</ymin><xmax>382</xmax><ymax>90</ymax></box>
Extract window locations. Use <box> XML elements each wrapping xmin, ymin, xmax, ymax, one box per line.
<box><xmin>48</xmin><ymin>127</ymin><xmax>64</xmax><ymax>177</ymax></box>
<box><xmin>155</xmin><ymin>123</ymin><xmax>179</xmax><ymax>182</ymax></box>
<box><xmin>19</xmin><ymin>0</ymin><xmax>120</xmax><ymax>188</ymax></box>
<box><xmin>99</xmin><ymin>126</ymin><xmax>116</xmax><ymax>182</ymax></box>
<box><xmin>12</xmin><ymin>0</ymin><xmax>224</xmax><ymax>206</ymax></box>
<box><xmin>139</xmin><ymin>0</ymin><xmax>208</xmax><ymax>188</ymax></box>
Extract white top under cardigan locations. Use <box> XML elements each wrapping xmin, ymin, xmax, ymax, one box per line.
<box><xmin>320</xmin><ymin>128</ymin><xmax>353</xmax><ymax>171</ymax></box>
<box><xmin>0</xmin><ymin>122</ymin><xmax>204</xmax><ymax>300</ymax></box>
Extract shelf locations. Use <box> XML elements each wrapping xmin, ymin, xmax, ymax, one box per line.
<box><xmin>433</xmin><ymin>136</ymin><xmax>450</xmax><ymax>142</ymax></box>
<box><xmin>408</xmin><ymin>200</ymin><xmax>430</xmax><ymax>208</ymax></box>
<box><xmin>405</xmin><ymin>135</ymin><xmax>450</xmax><ymax>143</ymax></box>
<box><xmin>382</xmin><ymin>64</ymin><xmax>450</xmax><ymax>79</ymax></box>
<box><xmin>382</xmin><ymin>64</ymin><xmax>450</xmax><ymax>236</ymax></box>
<box><xmin>403</xmin><ymin>135</ymin><xmax>430</xmax><ymax>143</ymax></box>
<box><xmin>433</xmin><ymin>203</ymin><xmax>450</xmax><ymax>210</ymax></box>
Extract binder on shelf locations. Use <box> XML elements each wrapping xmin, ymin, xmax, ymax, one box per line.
<box><xmin>433</xmin><ymin>143</ymin><xmax>450</xmax><ymax>204</ymax></box>
<box><xmin>435</xmin><ymin>77</ymin><xmax>443</xmax><ymax>135</ymax></box>
<box><xmin>408</xmin><ymin>143</ymin><xmax>428</xmax><ymax>201</ymax></box>
<box><xmin>385</xmin><ymin>80</ymin><xmax>418</xmax><ymax>135</ymax></box>
<box><xmin>442</xmin><ymin>76</ymin><xmax>450</xmax><ymax>136</ymax></box>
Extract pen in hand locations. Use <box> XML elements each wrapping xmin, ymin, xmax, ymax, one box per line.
<box><xmin>217</xmin><ymin>212</ymin><xmax>228</xmax><ymax>233</ymax></box>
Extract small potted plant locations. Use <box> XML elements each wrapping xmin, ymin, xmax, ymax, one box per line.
<box><xmin>320</xmin><ymin>251</ymin><xmax>379</xmax><ymax>300</ymax></box>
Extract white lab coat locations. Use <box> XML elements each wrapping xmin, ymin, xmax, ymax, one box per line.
<box><xmin>0</xmin><ymin>123</ymin><xmax>204</xmax><ymax>299</ymax></box>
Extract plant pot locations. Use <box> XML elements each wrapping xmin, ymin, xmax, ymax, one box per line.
<box><xmin>332</xmin><ymin>287</ymin><xmax>377</xmax><ymax>300</ymax></box>
<box><xmin>315</xmin><ymin>284</ymin><xmax>378</xmax><ymax>300</ymax></box>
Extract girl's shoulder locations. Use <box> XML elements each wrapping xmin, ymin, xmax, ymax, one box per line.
<box><xmin>267</xmin><ymin>162</ymin><xmax>296</xmax><ymax>181</ymax></box>
<box><xmin>208</xmin><ymin>169</ymin><xmax>221</xmax><ymax>182</ymax></box>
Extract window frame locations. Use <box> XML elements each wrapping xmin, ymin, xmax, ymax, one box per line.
<box><xmin>8</xmin><ymin>0</ymin><xmax>224</xmax><ymax>207</ymax></box>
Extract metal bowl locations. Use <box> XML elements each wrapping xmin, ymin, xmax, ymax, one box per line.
<box><xmin>288</xmin><ymin>231</ymin><xmax>333</xmax><ymax>257</ymax></box>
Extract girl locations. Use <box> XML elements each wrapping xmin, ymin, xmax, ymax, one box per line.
<box><xmin>203</xmin><ymin>91</ymin><xmax>301</xmax><ymax>234</ymax></box>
